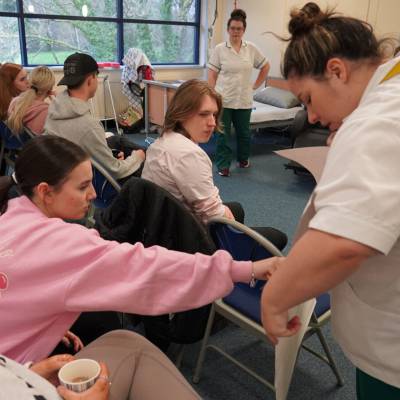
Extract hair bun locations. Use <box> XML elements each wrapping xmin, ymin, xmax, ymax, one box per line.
<box><xmin>231</xmin><ymin>9</ymin><xmax>246</xmax><ymax>20</ymax></box>
<box><xmin>288</xmin><ymin>2</ymin><xmax>324</xmax><ymax>36</ymax></box>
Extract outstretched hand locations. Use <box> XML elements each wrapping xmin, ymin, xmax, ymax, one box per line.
<box><xmin>252</xmin><ymin>256</ymin><xmax>283</xmax><ymax>280</ymax></box>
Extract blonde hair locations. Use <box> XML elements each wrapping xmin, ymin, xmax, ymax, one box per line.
<box><xmin>7</xmin><ymin>66</ymin><xmax>55</xmax><ymax>134</ymax></box>
<box><xmin>163</xmin><ymin>79</ymin><xmax>222</xmax><ymax>136</ymax></box>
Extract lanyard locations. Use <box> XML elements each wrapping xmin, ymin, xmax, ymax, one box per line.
<box><xmin>380</xmin><ymin>61</ymin><xmax>400</xmax><ymax>83</ymax></box>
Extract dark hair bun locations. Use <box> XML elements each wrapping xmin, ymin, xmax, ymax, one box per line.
<box><xmin>289</xmin><ymin>2</ymin><xmax>324</xmax><ymax>36</ymax></box>
<box><xmin>231</xmin><ymin>9</ymin><xmax>246</xmax><ymax>20</ymax></box>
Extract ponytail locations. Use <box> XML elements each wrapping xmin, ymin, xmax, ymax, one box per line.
<box><xmin>7</xmin><ymin>89</ymin><xmax>37</xmax><ymax>134</ymax></box>
<box><xmin>0</xmin><ymin>175</ymin><xmax>16</xmax><ymax>214</ymax></box>
<box><xmin>7</xmin><ymin>66</ymin><xmax>55</xmax><ymax>135</ymax></box>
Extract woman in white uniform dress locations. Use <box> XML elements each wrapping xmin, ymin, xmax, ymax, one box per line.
<box><xmin>261</xmin><ymin>3</ymin><xmax>400</xmax><ymax>399</ymax></box>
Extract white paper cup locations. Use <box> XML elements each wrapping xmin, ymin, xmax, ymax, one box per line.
<box><xmin>58</xmin><ymin>358</ymin><xmax>101</xmax><ymax>393</ymax></box>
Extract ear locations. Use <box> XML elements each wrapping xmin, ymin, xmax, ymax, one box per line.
<box><xmin>35</xmin><ymin>182</ymin><xmax>54</xmax><ymax>204</ymax></box>
<box><xmin>325</xmin><ymin>58</ymin><xmax>349</xmax><ymax>83</ymax></box>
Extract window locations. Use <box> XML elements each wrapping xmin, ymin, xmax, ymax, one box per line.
<box><xmin>0</xmin><ymin>0</ymin><xmax>200</xmax><ymax>66</ymax></box>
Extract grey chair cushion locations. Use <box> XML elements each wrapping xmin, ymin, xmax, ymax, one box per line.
<box><xmin>253</xmin><ymin>86</ymin><xmax>300</xmax><ymax>109</ymax></box>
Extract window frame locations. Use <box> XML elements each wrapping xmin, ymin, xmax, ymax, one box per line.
<box><xmin>0</xmin><ymin>0</ymin><xmax>201</xmax><ymax>66</ymax></box>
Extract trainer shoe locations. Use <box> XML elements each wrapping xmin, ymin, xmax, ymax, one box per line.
<box><xmin>238</xmin><ymin>160</ymin><xmax>250</xmax><ymax>168</ymax></box>
<box><xmin>218</xmin><ymin>168</ymin><xmax>230</xmax><ymax>177</ymax></box>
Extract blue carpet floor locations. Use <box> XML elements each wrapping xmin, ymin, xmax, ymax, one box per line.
<box><xmin>126</xmin><ymin>129</ymin><xmax>356</xmax><ymax>400</ymax></box>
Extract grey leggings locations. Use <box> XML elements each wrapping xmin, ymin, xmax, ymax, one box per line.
<box><xmin>76</xmin><ymin>330</ymin><xmax>200</xmax><ymax>400</ymax></box>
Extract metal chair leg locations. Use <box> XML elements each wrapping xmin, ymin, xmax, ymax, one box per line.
<box><xmin>192</xmin><ymin>303</ymin><xmax>216</xmax><ymax>383</ymax></box>
<box><xmin>315</xmin><ymin>327</ymin><xmax>345</xmax><ymax>386</ymax></box>
<box><xmin>174</xmin><ymin>344</ymin><xmax>185</xmax><ymax>369</ymax></box>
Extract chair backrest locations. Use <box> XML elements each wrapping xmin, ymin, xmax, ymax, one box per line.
<box><xmin>208</xmin><ymin>216</ymin><xmax>282</xmax><ymax>262</ymax></box>
<box><xmin>95</xmin><ymin>177</ymin><xmax>216</xmax><ymax>345</ymax></box>
<box><xmin>90</xmin><ymin>158</ymin><xmax>121</xmax><ymax>208</ymax></box>
<box><xmin>0</xmin><ymin>121</ymin><xmax>27</xmax><ymax>150</ymax></box>
<box><xmin>0</xmin><ymin>121</ymin><xmax>32</xmax><ymax>175</ymax></box>
<box><xmin>207</xmin><ymin>216</ymin><xmax>283</xmax><ymax>319</ymax></box>
<box><xmin>23</xmin><ymin>126</ymin><xmax>36</xmax><ymax>138</ymax></box>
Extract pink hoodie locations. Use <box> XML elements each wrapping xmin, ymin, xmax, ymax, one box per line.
<box><xmin>8</xmin><ymin>97</ymin><xmax>49</xmax><ymax>135</ymax></box>
<box><xmin>0</xmin><ymin>196</ymin><xmax>251</xmax><ymax>363</ymax></box>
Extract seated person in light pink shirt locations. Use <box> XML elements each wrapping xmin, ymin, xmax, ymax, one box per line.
<box><xmin>142</xmin><ymin>79</ymin><xmax>233</xmax><ymax>224</ymax></box>
<box><xmin>0</xmin><ymin>135</ymin><xmax>276</xmax><ymax>365</ymax></box>
<box><xmin>142</xmin><ymin>79</ymin><xmax>287</xmax><ymax>250</ymax></box>
<box><xmin>7</xmin><ymin>66</ymin><xmax>55</xmax><ymax>135</ymax></box>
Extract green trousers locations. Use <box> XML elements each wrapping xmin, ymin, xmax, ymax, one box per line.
<box><xmin>215</xmin><ymin>108</ymin><xmax>252</xmax><ymax>170</ymax></box>
<box><xmin>357</xmin><ymin>368</ymin><xmax>400</xmax><ymax>400</ymax></box>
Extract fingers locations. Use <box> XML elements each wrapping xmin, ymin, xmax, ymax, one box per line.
<box><xmin>135</xmin><ymin>149</ymin><xmax>146</xmax><ymax>161</ymax></box>
<box><xmin>253</xmin><ymin>258</ymin><xmax>278</xmax><ymax>280</ymax></box>
<box><xmin>85</xmin><ymin>362</ymin><xmax>110</xmax><ymax>396</ymax></box>
<box><xmin>263</xmin><ymin>316</ymin><xmax>302</xmax><ymax>345</ymax></box>
<box><xmin>57</xmin><ymin>385</ymin><xmax>77</xmax><ymax>399</ymax></box>
<box><xmin>287</xmin><ymin>316</ymin><xmax>302</xmax><ymax>334</ymax></box>
<box><xmin>74</xmin><ymin>336</ymin><xmax>84</xmax><ymax>352</ymax></box>
<box><xmin>31</xmin><ymin>354</ymin><xmax>75</xmax><ymax>378</ymax></box>
<box><xmin>266</xmin><ymin>332</ymin><xmax>279</xmax><ymax>346</ymax></box>
<box><xmin>117</xmin><ymin>151</ymin><xmax>125</xmax><ymax>160</ymax></box>
<box><xmin>66</xmin><ymin>331</ymin><xmax>84</xmax><ymax>352</ymax></box>
<box><xmin>98</xmin><ymin>361</ymin><xmax>109</xmax><ymax>380</ymax></box>
<box><xmin>62</xmin><ymin>332</ymin><xmax>83</xmax><ymax>352</ymax></box>
<box><xmin>49</xmin><ymin>354</ymin><xmax>75</xmax><ymax>370</ymax></box>
<box><xmin>223</xmin><ymin>206</ymin><xmax>234</xmax><ymax>220</ymax></box>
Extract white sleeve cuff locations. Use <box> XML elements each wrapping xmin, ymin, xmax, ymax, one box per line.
<box><xmin>309</xmin><ymin>207</ymin><xmax>397</xmax><ymax>255</ymax></box>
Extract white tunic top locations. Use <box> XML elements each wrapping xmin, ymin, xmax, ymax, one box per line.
<box><xmin>142</xmin><ymin>131</ymin><xmax>226</xmax><ymax>224</ymax></box>
<box><xmin>309</xmin><ymin>57</ymin><xmax>400</xmax><ymax>387</ymax></box>
<box><xmin>208</xmin><ymin>40</ymin><xmax>268</xmax><ymax>109</ymax></box>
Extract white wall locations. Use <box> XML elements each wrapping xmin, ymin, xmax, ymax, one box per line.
<box><xmin>220</xmin><ymin>0</ymin><xmax>287</xmax><ymax>76</ymax></box>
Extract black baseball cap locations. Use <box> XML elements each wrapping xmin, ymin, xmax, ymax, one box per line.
<box><xmin>58</xmin><ymin>52</ymin><xmax>99</xmax><ymax>86</ymax></box>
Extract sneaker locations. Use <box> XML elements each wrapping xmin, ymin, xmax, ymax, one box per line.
<box><xmin>238</xmin><ymin>160</ymin><xmax>250</xmax><ymax>168</ymax></box>
<box><xmin>218</xmin><ymin>168</ymin><xmax>230</xmax><ymax>177</ymax></box>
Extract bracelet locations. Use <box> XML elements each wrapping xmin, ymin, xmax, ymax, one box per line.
<box><xmin>249</xmin><ymin>265</ymin><xmax>257</xmax><ymax>288</ymax></box>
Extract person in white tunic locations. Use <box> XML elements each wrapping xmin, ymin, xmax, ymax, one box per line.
<box><xmin>260</xmin><ymin>3</ymin><xmax>400</xmax><ymax>399</ymax></box>
<box><xmin>208</xmin><ymin>9</ymin><xmax>270</xmax><ymax>176</ymax></box>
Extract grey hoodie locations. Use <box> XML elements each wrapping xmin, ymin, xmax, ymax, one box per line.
<box><xmin>45</xmin><ymin>89</ymin><xmax>142</xmax><ymax>179</ymax></box>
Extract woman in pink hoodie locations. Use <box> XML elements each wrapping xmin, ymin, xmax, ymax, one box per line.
<box><xmin>7</xmin><ymin>66</ymin><xmax>55</xmax><ymax>135</ymax></box>
<box><xmin>0</xmin><ymin>136</ymin><xmax>276</xmax><ymax>367</ymax></box>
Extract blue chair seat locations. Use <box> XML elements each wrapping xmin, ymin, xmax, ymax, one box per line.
<box><xmin>91</xmin><ymin>159</ymin><xmax>121</xmax><ymax>209</ymax></box>
<box><xmin>314</xmin><ymin>293</ymin><xmax>330</xmax><ymax>318</ymax></box>
<box><xmin>223</xmin><ymin>282</ymin><xmax>265</xmax><ymax>324</ymax></box>
<box><xmin>224</xmin><ymin>286</ymin><xmax>330</xmax><ymax>325</ymax></box>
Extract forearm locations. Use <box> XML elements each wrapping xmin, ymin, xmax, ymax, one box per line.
<box><xmin>253</xmin><ymin>63</ymin><xmax>270</xmax><ymax>90</ymax></box>
<box><xmin>262</xmin><ymin>229</ymin><xmax>376</xmax><ymax>314</ymax></box>
<box><xmin>208</xmin><ymin>69</ymin><xmax>218</xmax><ymax>88</ymax></box>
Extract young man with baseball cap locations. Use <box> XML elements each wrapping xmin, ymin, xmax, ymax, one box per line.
<box><xmin>45</xmin><ymin>52</ymin><xmax>145</xmax><ymax>181</ymax></box>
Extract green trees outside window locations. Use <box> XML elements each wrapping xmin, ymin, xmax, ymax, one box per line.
<box><xmin>0</xmin><ymin>0</ymin><xmax>199</xmax><ymax>65</ymax></box>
